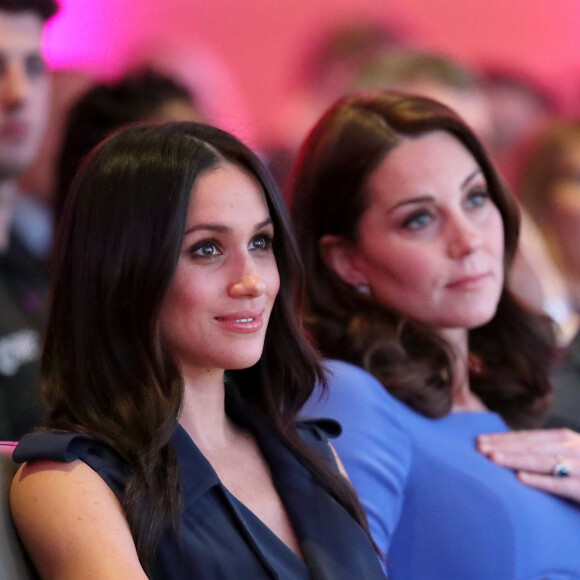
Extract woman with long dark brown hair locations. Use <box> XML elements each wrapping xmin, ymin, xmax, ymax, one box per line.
<box><xmin>9</xmin><ymin>122</ymin><xmax>385</xmax><ymax>579</ymax></box>
<box><xmin>292</xmin><ymin>91</ymin><xmax>580</xmax><ymax>579</ymax></box>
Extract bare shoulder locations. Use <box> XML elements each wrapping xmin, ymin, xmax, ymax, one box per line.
<box><xmin>11</xmin><ymin>460</ymin><xmax>147</xmax><ymax>580</ymax></box>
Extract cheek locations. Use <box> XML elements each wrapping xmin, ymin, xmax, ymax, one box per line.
<box><xmin>363</xmin><ymin>242</ymin><xmax>441</xmax><ymax>299</ymax></box>
<box><xmin>159</xmin><ymin>276</ymin><xmax>206</xmax><ymax>335</ymax></box>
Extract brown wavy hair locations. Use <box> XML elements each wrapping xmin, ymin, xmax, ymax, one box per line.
<box><xmin>290</xmin><ymin>91</ymin><xmax>554</xmax><ymax>428</ymax></box>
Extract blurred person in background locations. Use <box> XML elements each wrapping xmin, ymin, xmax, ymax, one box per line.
<box><xmin>481</xmin><ymin>66</ymin><xmax>559</xmax><ymax>184</ymax></box>
<box><xmin>54</xmin><ymin>67</ymin><xmax>206</xmax><ymax>229</ymax></box>
<box><xmin>0</xmin><ymin>0</ymin><xmax>57</xmax><ymax>440</ymax></box>
<box><xmin>13</xmin><ymin>69</ymin><xmax>95</xmax><ymax>262</ymax></box>
<box><xmin>518</xmin><ymin>119</ymin><xmax>580</xmax><ymax>430</ymax></box>
<box><xmin>348</xmin><ymin>49</ymin><xmax>493</xmax><ymax>145</ymax></box>
<box><xmin>266</xmin><ymin>19</ymin><xmax>411</xmax><ymax>190</ymax></box>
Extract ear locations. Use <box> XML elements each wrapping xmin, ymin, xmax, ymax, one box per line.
<box><xmin>319</xmin><ymin>235</ymin><xmax>368</xmax><ymax>287</ymax></box>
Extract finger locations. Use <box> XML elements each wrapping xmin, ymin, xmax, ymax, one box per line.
<box><xmin>486</xmin><ymin>451</ymin><xmax>557</xmax><ymax>474</ymax></box>
<box><xmin>478</xmin><ymin>429</ymin><xmax>579</xmax><ymax>453</ymax></box>
<box><xmin>518</xmin><ymin>471</ymin><xmax>580</xmax><ymax>503</ymax></box>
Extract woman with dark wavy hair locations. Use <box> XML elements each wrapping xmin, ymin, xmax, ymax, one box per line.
<box><xmin>9</xmin><ymin>122</ymin><xmax>385</xmax><ymax>580</ymax></box>
<box><xmin>292</xmin><ymin>92</ymin><xmax>580</xmax><ymax>579</ymax></box>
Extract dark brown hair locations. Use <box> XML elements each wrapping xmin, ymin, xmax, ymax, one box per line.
<box><xmin>291</xmin><ymin>91</ymin><xmax>554</xmax><ymax>428</ymax></box>
<box><xmin>44</xmin><ymin>122</ymin><xmax>371</xmax><ymax>572</ymax></box>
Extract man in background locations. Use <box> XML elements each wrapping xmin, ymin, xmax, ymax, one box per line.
<box><xmin>0</xmin><ymin>0</ymin><xmax>58</xmax><ymax>440</ymax></box>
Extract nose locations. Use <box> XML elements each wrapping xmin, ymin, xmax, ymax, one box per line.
<box><xmin>228</xmin><ymin>255</ymin><xmax>267</xmax><ymax>298</ymax></box>
<box><xmin>1</xmin><ymin>62</ymin><xmax>30</xmax><ymax>110</ymax></box>
<box><xmin>447</xmin><ymin>215</ymin><xmax>483</xmax><ymax>260</ymax></box>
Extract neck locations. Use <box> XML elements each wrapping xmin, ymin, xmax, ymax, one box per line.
<box><xmin>440</xmin><ymin>328</ymin><xmax>487</xmax><ymax>413</ymax></box>
<box><xmin>0</xmin><ymin>179</ymin><xmax>17</xmax><ymax>253</ymax></box>
<box><xmin>179</xmin><ymin>366</ymin><xmax>239</xmax><ymax>451</ymax></box>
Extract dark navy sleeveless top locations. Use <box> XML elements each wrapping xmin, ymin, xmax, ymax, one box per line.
<box><xmin>13</xmin><ymin>392</ymin><xmax>386</xmax><ymax>580</ymax></box>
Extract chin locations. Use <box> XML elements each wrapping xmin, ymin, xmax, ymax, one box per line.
<box><xmin>223</xmin><ymin>351</ymin><xmax>264</xmax><ymax>371</ymax></box>
<box><xmin>465</xmin><ymin>310</ymin><xmax>497</xmax><ymax>330</ymax></box>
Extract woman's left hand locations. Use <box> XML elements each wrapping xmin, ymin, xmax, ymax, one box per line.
<box><xmin>477</xmin><ymin>428</ymin><xmax>580</xmax><ymax>503</ymax></box>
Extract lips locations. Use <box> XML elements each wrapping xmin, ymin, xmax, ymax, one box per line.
<box><xmin>0</xmin><ymin>121</ymin><xmax>31</xmax><ymax>142</ymax></box>
<box><xmin>446</xmin><ymin>272</ymin><xmax>491</xmax><ymax>290</ymax></box>
<box><xmin>215</xmin><ymin>311</ymin><xmax>265</xmax><ymax>333</ymax></box>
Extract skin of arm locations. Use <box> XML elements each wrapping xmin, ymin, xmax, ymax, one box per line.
<box><xmin>10</xmin><ymin>460</ymin><xmax>149</xmax><ymax>580</ymax></box>
<box><xmin>478</xmin><ymin>428</ymin><xmax>580</xmax><ymax>504</ymax></box>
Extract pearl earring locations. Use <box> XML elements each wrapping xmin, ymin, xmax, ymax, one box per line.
<box><xmin>355</xmin><ymin>284</ymin><xmax>371</xmax><ymax>296</ymax></box>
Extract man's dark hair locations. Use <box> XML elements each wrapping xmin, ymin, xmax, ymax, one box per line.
<box><xmin>0</xmin><ymin>0</ymin><xmax>58</xmax><ymax>21</ymax></box>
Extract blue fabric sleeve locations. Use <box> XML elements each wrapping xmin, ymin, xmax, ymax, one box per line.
<box><xmin>300</xmin><ymin>360</ymin><xmax>412</xmax><ymax>560</ymax></box>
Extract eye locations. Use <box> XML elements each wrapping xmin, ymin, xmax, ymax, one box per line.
<box><xmin>402</xmin><ymin>210</ymin><xmax>433</xmax><ymax>231</ymax></box>
<box><xmin>25</xmin><ymin>55</ymin><xmax>46</xmax><ymax>79</ymax></box>
<box><xmin>249</xmin><ymin>232</ymin><xmax>273</xmax><ymax>251</ymax></box>
<box><xmin>190</xmin><ymin>240</ymin><xmax>222</xmax><ymax>259</ymax></box>
<box><xmin>465</xmin><ymin>188</ymin><xmax>490</xmax><ymax>209</ymax></box>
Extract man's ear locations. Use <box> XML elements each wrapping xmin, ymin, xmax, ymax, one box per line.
<box><xmin>319</xmin><ymin>235</ymin><xmax>368</xmax><ymax>287</ymax></box>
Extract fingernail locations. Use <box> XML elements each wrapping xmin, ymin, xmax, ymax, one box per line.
<box><xmin>478</xmin><ymin>441</ymin><xmax>491</xmax><ymax>453</ymax></box>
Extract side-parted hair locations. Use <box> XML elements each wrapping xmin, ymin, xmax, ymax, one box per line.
<box><xmin>0</xmin><ymin>0</ymin><xmax>58</xmax><ymax>20</ymax></box>
<box><xmin>44</xmin><ymin>122</ymin><xmax>370</xmax><ymax>571</ymax></box>
<box><xmin>291</xmin><ymin>91</ymin><xmax>554</xmax><ymax>428</ymax></box>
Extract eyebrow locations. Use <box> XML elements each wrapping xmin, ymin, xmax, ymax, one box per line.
<box><xmin>388</xmin><ymin>168</ymin><xmax>485</xmax><ymax>213</ymax></box>
<box><xmin>462</xmin><ymin>168</ymin><xmax>484</xmax><ymax>189</ymax></box>
<box><xmin>184</xmin><ymin>217</ymin><xmax>273</xmax><ymax>236</ymax></box>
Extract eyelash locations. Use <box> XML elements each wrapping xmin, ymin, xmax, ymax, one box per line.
<box><xmin>400</xmin><ymin>188</ymin><xmax>491</xmax><ymax>231</ymax></box>
<box><xmin>188</xmin><ymin>232</ymin><xmax>274</xmax><ymax>259</ymax></box>
<box><xmin>402</xmin><ymin>210</ymin><xmax>432</xmax><ymax>231</ymax></box>
<box><xmin>465</xmin><ymin>188</ymin><xmax>490</xmax><ymax>208</ymax></box>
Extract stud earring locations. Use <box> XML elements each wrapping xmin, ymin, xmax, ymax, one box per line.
<box><xmin>354</xmin><ymin>284</ymin><xmax>371</xmax><ymax>296</ymax></box>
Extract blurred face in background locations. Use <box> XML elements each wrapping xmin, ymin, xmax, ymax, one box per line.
<box><xmin>544</xmin><ymin>139</ymin><xmax>580</xmax><ymax>278</ymax></box>
<box><xmin>0</xmin><ymin>10</ymin><xmax>50</xmax><ymax>180</ymax></box>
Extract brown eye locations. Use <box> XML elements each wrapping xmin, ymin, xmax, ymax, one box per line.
<box><xmin>249</xmin><ymin>233</ymin><xmax>273</xmax><ymax>251</ymax></box>
<box><xmin>191</xmin><ymin>241</ymin><xmax>221</xmax><ymax>258</ymax></box>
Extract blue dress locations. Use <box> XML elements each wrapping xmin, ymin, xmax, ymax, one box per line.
<box><xmin>301</xmin><ymin>360</ymin><xmax>580</xmax><ymax>580</ymax></box>
<box><xmin>13</xmin><ymin>388</ymin><xmax>386</xmax><ymax>580</ymax></box>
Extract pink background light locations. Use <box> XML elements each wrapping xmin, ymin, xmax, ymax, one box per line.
<box><xmin>42</xmin><ymin>0</ymin><xmax>580</xmax><ymax>140</ymax></box>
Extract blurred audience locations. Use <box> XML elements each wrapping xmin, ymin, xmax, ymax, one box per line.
<box><xmin>13</xmin><ymin>69</ymin><xmax>95</xmax><ymax>261</ymax></box>
<box><xmin>0</xmin><ymin>0</ymin><xmax>58</xmax><ymax>440</ymax></box>
<box><xmin>518</xmin><ymin>119</ymin><xmax>580</xmax><ymax>430</ymax></box>
<box><xmin>348</xmin><ymin>50</ymin><xmax>493</xmax><ymax>145</ymax></box>
<box><xmin>267</xmin><ymin>19</ymin><xmax>411</xmax><ymax>189</ymax></box>
<box><xmin>54</xmin><ymin>68</ymin><xmax>205</xmax><ymax>227</ymax></box>
<box><xmin>481</xmin><ymin>67</ymin><xmax>559</xmax><ymax>182</ymax></box>
<box><xmin>519</xmin><ymin>120</ymin><xmax>580</xmax><ymax>309</ymax></box>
